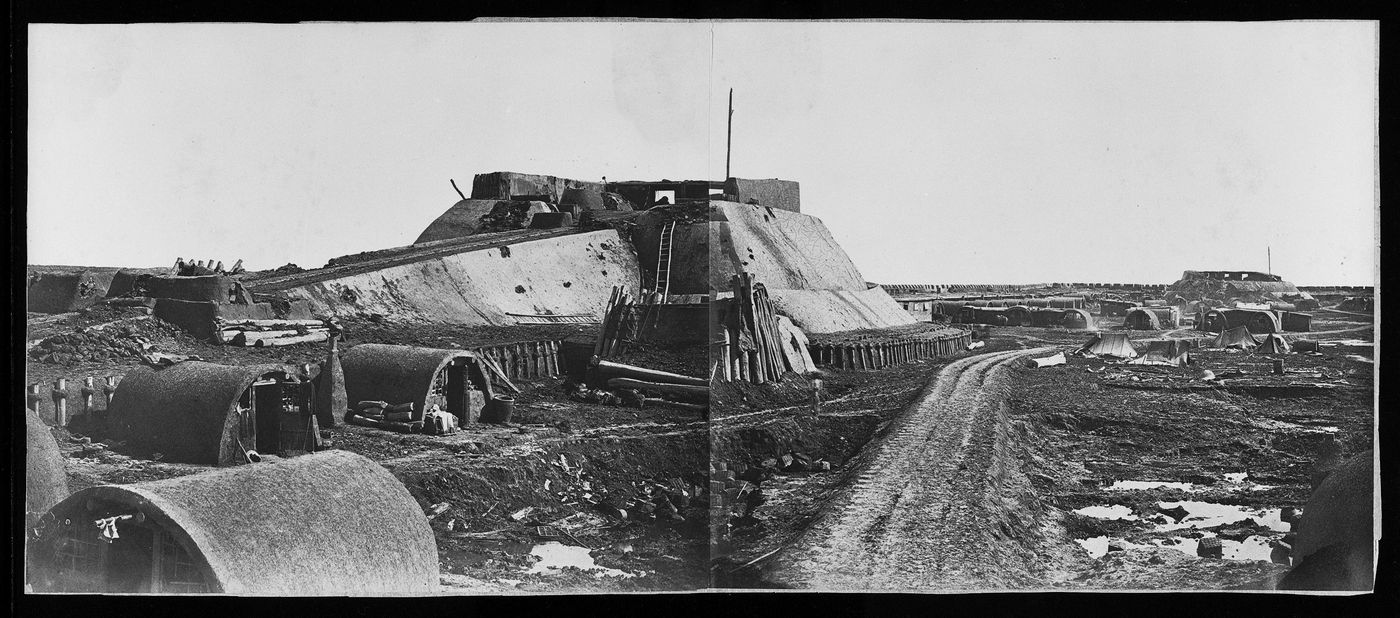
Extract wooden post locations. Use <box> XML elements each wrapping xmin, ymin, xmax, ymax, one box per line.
<box><xmin>726</xmin><ymin>88</ymin><xmax>734</xmax><ymax>180</ymax></box>
<box><xmin>103</xmin><ymin>376</ymin><xmax>118</xmax><ymax>408</ymax></box>
<box><xmin>53</xmin><ymin>378</ymin><xmax>68</xmax><ymax>426</ymax></box>
<box><xmin>81</xmin><ymin>377</ymin><xmax>96</xmax><ymax>417</ymax></box>
<box><xmin>150</xmin><ymin>527</ymin><xmax>165</xmax><ymax>593</ymax></box>
<box><xmin>533</xmin><ymin>341</ymin><xmax>544</xmax><ymax>378</ymax></box>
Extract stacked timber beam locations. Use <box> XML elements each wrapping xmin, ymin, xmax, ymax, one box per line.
<box><xmin>594</xmin><ymin>286</ymin><xmax>675</xmax><ymax>358</ymax></box>
<box><xmin>590</xmin><ymin>357</ymin><xmax>708</xmax><ymax>411</ymax></box>
<box><xmin>218</xmin><ymin>318</ymin><xmax>332</xmax><ymax>347</ymax></box>
<box><xmin>470</xmin><ymin>340</ymin><xmax>563</xmax><ymax>381</ymax></box>
<box><xmin>808</xmin><ymin>330</ymin><xmax>972</xmax><ymax>370</ymax></box>
<box><xmin>594</xmin><ymin>285</ymin><xmax>633</xmax><ymax>358</ymax></box>
<box><xmin>716</xmin><ymin>273</ymin><xmax>795</xmax><ymax>384</ymax></box>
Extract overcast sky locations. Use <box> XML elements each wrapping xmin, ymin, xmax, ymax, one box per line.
<box><xmin>28</xmin><ymin>21</ymin><xmax>1377</xmax><ymax>285</ymax></box>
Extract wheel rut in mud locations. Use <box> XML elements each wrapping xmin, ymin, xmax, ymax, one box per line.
<box><xmin>759</xmin><ymin>347</ymin><xmax>1053</xmax><ymax>590</ymax></box>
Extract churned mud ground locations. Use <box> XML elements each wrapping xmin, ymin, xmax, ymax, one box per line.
<box><xmin>28</xmin><ymin>308</ymin><xmax>710</xmax><ymax>593</ymax></box>
<box><xmin>718</xmin><ymin>311</ymin><xmax>1373</xmax><ymax>590</ymax></box>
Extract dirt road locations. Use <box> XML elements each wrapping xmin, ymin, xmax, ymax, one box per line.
<box><xmin>760</xmin><ymin>346</ymin><xmax>1053</xmax><ymax>590</ymax></box>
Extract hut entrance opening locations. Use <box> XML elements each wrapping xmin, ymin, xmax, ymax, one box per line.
<box><xmin>34</xmin><ymin>498</ymin><xmax>210</xmax><ymax>593</ymax></box>
<box><xmin>430</xmin><ymin>357</ymin><xmax>491</xmax><ymax>422</ymax></box>
<box><xmin>239</xmin><ymin>376</ymin><xmax>316</xmax><ymax>460</ymax></box>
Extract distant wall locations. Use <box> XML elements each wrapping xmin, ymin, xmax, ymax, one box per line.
<box><xmin>470</xmin><ymin>171</ymin><xmax>604</xmax><ymax>205</ymax></box>
<box><xmin>27</xmin><ymin>270</ymin><xmax>116</xmax><ymax>313</ymax></box>
<box><xmin>724</xmin><ymin>178</ymin><xmax>800</xmax><ymax>213</ymax></box>
<box><xmin>153</xmin><ymin>299</ymin><xmax>315</xmax><ymax>341</ymax></box>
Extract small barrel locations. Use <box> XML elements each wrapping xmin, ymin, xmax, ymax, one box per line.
<box><xmin>482</xmin><ymin>396</ymin><xmax>515</xmax><ymax>424</ymax></box>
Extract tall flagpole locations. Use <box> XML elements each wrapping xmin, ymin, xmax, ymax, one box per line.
<box><xmin>725</xmin><ymin>88</ymin><xmax>734</xmax><ymax>180</ymax></box>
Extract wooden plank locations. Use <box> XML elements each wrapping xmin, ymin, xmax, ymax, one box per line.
<box><xmin>216</xmin><ymin>318</ymin><xmax>324</xmax><ymax>328</ymax></box>
<box><xmin>252</xmin><ymin>331</ymin><xmax>329</xmax><ymax>347</ymax></box>
<box><xmin>591</xmin><ymin>358</ymin><xmax>708</xmax><ymax>386</ymax></box>
<box><xmin>606</xmin><ymin>378</ymin><xmax>708</xmax><ymax>403</ymax></box>
<box><xmin>479</xmin><ymin>355</ymin><xmax>521</xmax><ymax>394</ymax></box>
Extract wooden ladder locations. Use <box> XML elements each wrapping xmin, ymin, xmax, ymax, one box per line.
<box><xmin>654</xmin><ymin>220</ymin><xmax>676</xmax><ymax>298</ymax></box>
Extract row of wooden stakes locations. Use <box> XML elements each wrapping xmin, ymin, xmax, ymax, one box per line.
<box><xmin>27</xmin><ymin>376</ymin><xmax>121</xmax><ymax>427</ymax></box>
<box><xmin>594</xmin><ymin>286</ymin><xmax>672</xmax><ymax>358</ymax></box>
<box><xmin>470</xmin><ymin>340</ymin><xmax>562</xmax><ymax>383</ymax></box>
<box><xmin>809</xmin><ymin>333</ymin><xmax>974</xmax><ymax>370</ymax></box>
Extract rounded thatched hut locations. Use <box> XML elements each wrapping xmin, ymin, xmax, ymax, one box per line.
<box><xmin>1002</xmin><ymin>305</ymin><xmax>1032</xmax><ymax>326</ymax></box>
<box><xmin>340</xmin><ymin>344</ymin><xmax>492</xmax><ymax>424</ymax></box>
<box><xmin>26</xmin><ymin>408</ymin><xmax>69</xmax><ymax>528</ymax></box>
<box><xmin>1278</xmin><ymin>450</ymin><xmax>1374</xmax><ymax>591</ymax></box>
<box><xmin>109</xmin><ymin>361</ymin><xmax>315</xmax><ymax>466</ymax></box>
<box><xmin>1123</xmin><ymin>307</ymin><xmax>1178</xmax><ymax>330</ymax></box>
<box><xmin>27</xmin><ymin>450</ymin><xmax>439</xmax><ymax>595</ymax></box>
<box><xmin>1200</xmin><ymin>308</ymin><xmax>1279</xmax><ymax>334</ymax></box>
<box><xmin>1060</xmin><ymin>308</ymin><xmax>1095</xmax><ymax>330</ymax></box>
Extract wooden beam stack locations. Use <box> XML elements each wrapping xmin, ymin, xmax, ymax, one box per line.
<box><xmin>594</xmin><ymin>285</ymin><xmax>633</xmax><ymax>358</ymax></box>
<box><xmin>218</xmin><ymin>318</ymin><xmax>331</xmax><ymax>347</ymax></box>
<box><xmin>717</xmin><ymin>273</ymin><xmax>799</xmax><ymax>385</ymax></box>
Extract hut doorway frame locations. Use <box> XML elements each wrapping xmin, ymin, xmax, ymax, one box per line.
<box><xmin>237</xmin><ymin>376</ymin><xmax>315</xmax><ymax>460</ymax></box>
<box><xmin>431</xmin><ymin>357</ymin><xmax>491</xmax><ymax>421</ymax></box>
<box><xmin>34</xmin><ymin>496</ymin><xmax>212</xmax><ymax>594</ymax></box>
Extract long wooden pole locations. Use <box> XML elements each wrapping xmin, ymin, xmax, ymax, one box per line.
<box><xmin>726</xmin><ymin>88</ymin><xmax>734</xmax><ymax>180</ymax></box>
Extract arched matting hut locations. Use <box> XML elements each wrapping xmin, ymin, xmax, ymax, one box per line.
<box><xmin>1097</xmin><ymin>299</ymin><xmax>1138</xmax><ymax>317</ymax></box>
<box><xmin>1002</xmin><ymin>306</ymin><xmax>1033</xmax><ymax>326</ymax></box>
<box><xmin>341</xmin><ymin>344</ymin><xmax>493</xmax><ymax>424</ymax></box>
<box><xmin>1277</xmin><ymin>450</ymin><xmax>1374</xmax><ymax>591</ymax></box>
<box><xmin>26</xmin><ymin>408</ymin><xmax>69</xmax><ymax>528</ymax></box>
<box><xmin>930</xmin><ymin>301</ymin><xmax>965</xmax><ymax>318</ymax></box>
<box><xmin>1200</xmin><ymin>308</ymin><xmax>1280</xmax><ymax>334</ymax></box>
<box><xmin>27</xmin><ymin>450</ymin><xmax>439</xmax><ymax>595</ymax></box>
<box><xmin>109</xmin><ymin>362</ymin><xmax>317</xmax><ymax>466</ymax></box>
<box><xmin>1123</xmin><ymin>307</ymin><xmax>1178</xmax><ymax>330</ymax></box>
<box><xmin>1028</xmin><ymin>307</ymin><xmax>1063</xmax><ymax>327</ymax></box>
<box><xmin>1061</xmin><ymin>308</ymin><xmax>1095</xmax><ymax>330</ymax></box>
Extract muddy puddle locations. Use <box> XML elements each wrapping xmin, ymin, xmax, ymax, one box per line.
<box><xmin>1154</xmin><ymin>500</ymin><xmax>1288</xmax><ymax>532</ymax></box>
<box><xmin>1072</xmin><ymin>504</ymin><xmax>1138</xmax><ymax>520</ymax></box>
<box><xmin>1076</xmin><ymin>534</ymin><xmax>1279</xmax><ymax>562</ymax></box>
<box><xmin>1074</xmin><ymin>475</ymin><xmax>1292</xmax><ymax>563</ymax></box>
<box><xmin>1103</xmin><ymin>474</ymin><xmax>1277</xmax><ymax>493</ymax></box>
<box><xmin>525</xmin><ymin>541</ymin><xmax>640</xmax><ymax>578</ymax></box>
<box><xmin>1323</xmin><ymin>339</ymin><xmax>1373</xmax><ymax>347</ymax></box>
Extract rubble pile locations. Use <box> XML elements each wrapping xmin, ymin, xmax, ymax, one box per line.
<box><xmin>477</xmin><ymin>201</ymin><xmax>546</xmax><ymax>233</ymax></box>
<box><xmin>29</xmin><ymin>318</ymin><xmax>186</xmax><ymax>365</ymax></box>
